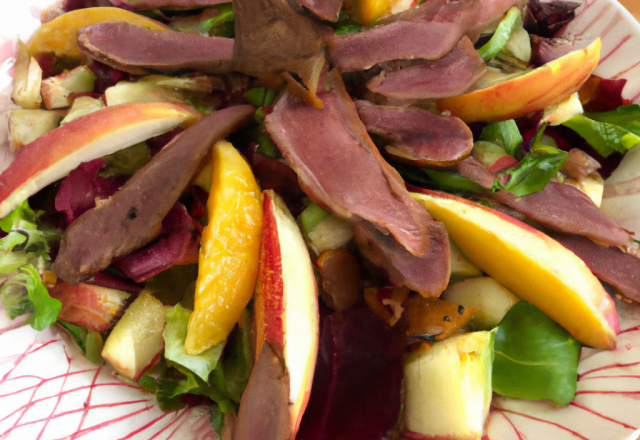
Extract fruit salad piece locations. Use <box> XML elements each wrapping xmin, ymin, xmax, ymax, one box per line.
<box><xmin>101</xmin><ymin>291</ymin><xmax>166</xmax><ymax>380</ymax></box>
<box><xmin>0</xmin><ymin>102</ymin><xmax>201</xmax><ymax>220</ymax></box>
<box><xmin>254</xmin><ymin>190</ymin><xmax>319</xmax><ymax>435</ymax></box>
<box><xmin>436</xmin><ymin>39</ymin><xmax>601</xmax><ymax>122</ymax></box>
<box><xmin>185</xmin><ymin>141</ymin><xmax>263</xmax><ymax>355</ymax></box>
<box><xmin>41</xmin><ymin>66</ymin><xmax>96</xmax><ymax>109</ymax></box>
<box><xmin>8</xmin><ymin>109</ymin><xmax>65</xmax><ymax>151</ymax></box>
<box><xmin>11</xmin><ymin>41</ymin><xmax>42</xmax><ymax>109</ymax></box>
<box><xmin>412</xmin><ymin>189</ymin><xmax>619</xmax><ymax>350</ymax></box>
<box><xmin>28</xmin><ymin>7</ymin><xmax>169</xmax><ymax>59</ymax></box>
<box><xmin>403</xmin><ymin>295</ymin><xmax>476</xmax><ymax>341</ymax></box>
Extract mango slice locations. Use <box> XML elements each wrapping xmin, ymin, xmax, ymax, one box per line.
<box><xmin>185</xmin><ymin>141</ymin><xmax>263</xmax><ymax>355</ymax></box>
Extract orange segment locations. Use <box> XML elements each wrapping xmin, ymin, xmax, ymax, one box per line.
<box><xmin>28</xmin><ymin>7</ymin><xmax>169</xmax><ymax>59</ymax></box>
<box><xmin>185</xmin><ymin>141</ymin><xmax>263</xmax><ymax>355</ymax></box>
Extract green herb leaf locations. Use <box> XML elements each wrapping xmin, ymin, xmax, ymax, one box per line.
<box><xmin>562</xmin><ymin>114</ymin><xmax>640</xmax><ymax>158</ymax></box>
<box><xmin>300</xmin><ymin>203</ymin><xmax>330</xmax><ymax>235</ymax></box>
<box><xmin>585</xmin><ymin>104</ymin><xmax>640</xmax><ymax>137</ymax></box>
<box><xmin>210</xmin><ymin>405</ymin><xmax>225</xmax><ymax>437</ymax></box>
<box><xmin>243</xmin><ymin>88</ymin><xmax>277</xmax><ymax>108</ymax></box>
<box><xmin>163</xmin><ymin>304</ymin><xmax>225</xmax><ymax>382</ymax></box>
<box><xmin>493</xmin><ymin>301</ymin><xmax>581</xmax><ymax>406</ymax></box>
<box><xmin>492</xmin><ymin>145</ymin><xmax>567</xmax><ymax>196</ymax></box>
<box><xmin>479</xmin><ymin>120</ymin><xmax>523</xmax><ymax>157</ymax></box>
<box><xmin>101</xmin><ymin>143</ymin><xmax>152</xmax><ymax>178</ymax></box>
<box><xmin>221</xmin><ymin>309</ymin><xmax>253</xmax><ymax>403</ymax></box>
<box><xmin>201</xmin><ymin>4</ymin><xmax>234</xmax><ymax>36</ymax></box>
<box><xmin>477</xmin><ymin>7</ymin><xmax>522</xmax><ymax>61</ymax></box>
<box><xmin>138</xmin><ymin>374</ymin><xmax>159</xmax><ymax>393</ymax></box>
<box><xmin>333</xmin><ymin>24</ymin><xmax>363</xmax><ymax>35</ymax></box>
<box><xmin>58</xmin><ymin>320</ymin><xmax>104</xmax><ymax>364</ymax></box>
<box><xmin>422</xmin><ymin>169</ymin><xmax>487</xmax><ymax>193</ymax></box>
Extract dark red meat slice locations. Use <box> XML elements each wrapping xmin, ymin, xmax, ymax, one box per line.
<box><xmin>355</xmin><ymin>100</ymin><xmax>473</xmax><ymax>167</ymax></box>
<box><xmin>264</xmin><ymin>70</ymin><xmax>436</xmax><ymax>258</ymax></box>
<box><xmin>53</xmin><ymin>105</ymin><xmax>254</xmax><ymax>284</ymax></box>
<box><xmin>366</xmin><ymin>36</ymin><xmax>486</xmax><ymax>100</ymax></box>
<box><xmin>77</xmin><ymin>22</ymin><xmax>234</xmax><ymax>75</ymax></box>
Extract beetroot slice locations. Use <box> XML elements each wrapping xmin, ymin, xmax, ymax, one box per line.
<box><xmin>297</xmin><ymin>308</ymin><xmax>405</xmax><ymax>440</ymax></box>
<box><xmin>112</xmin><ymin>203</ymin><xmax>200</xmax><ymax>283</ymax></box>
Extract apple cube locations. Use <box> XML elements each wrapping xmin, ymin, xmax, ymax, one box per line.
<box><xmin>9</xmin><ymin>109</ymin><xmax>64</xmax><ymax>151</ymax></box>
<box><xmin>403</xmin><ymin>331</ymin><xmax>494</xmax><ymax>440</ymax></box>
<box><xmin>449</xmin><ymin>236</ymin><xmax>483</xmax><ymax>282</ymax></box>
<box><xmin>254</xmin><ymin>189</ymin><xmax>319</xmax><ymax>435</ymax></box>
<box><xmin>442</xmin><ymin>277</ymin><xmax>520</xmax><ymax>330</ymax></box>
<box><xmin>41</xmin><ymin>66</ymin><xmax>96</xmax><ymax>109</ymax></box>
<box><xmin>105</xmin><ymin>81</ymin><xmax>190</xmax><ymax>107</ymax></box>
<box><xmin>101</xmin><ymin>291</ymin><xmax>165</xmax><ymax>380</ymax></box>
<box><xmin>49</xmin><ymin>282</ymin><xmax>130</xmax><ymax>333</ymax></box>
<box><xmin>11</xmin><ymin>41</ymin><xmax>42</xmax><ymax>109</ymax></box>
<box><xmin>471</xmin><ymin>141</ymin><xmax>518</xmax><ymax>174</ymax></box>
<box><xmin>60</xmin><ymin>96</ymin><xmax>106</xmax><ymax>125</ymax></box>
<box><xmin>412</xmin><ymin>190</ymin><xmax>618</xmax><ymax>350</ymax></box>
<box><xmin>307</xmin><ymin>216</ymin><xmax>355</xmax><ymax>254</ymax></box>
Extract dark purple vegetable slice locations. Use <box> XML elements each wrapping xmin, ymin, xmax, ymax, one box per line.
<box><xmin>355</xmin><ymin>100</ymin><xmax>474</xmax><ymax>167</ymax></box>
<box><xmin>456</xmin><ymin>157</ymin><xmax>631</xmax><ymax>247</ymax></box>
<box><xmin>110</xmin><ymin>0</ymin><xmax>229</xmax><ymax>10</ymax></box>
<box><xmin>232</xmin><ymin>0</ymin><xmax>331</xmax><ymax>101</ymax></box>
<box><xmin>234</xmin><ymin>342</ymin><xmax>292</xmax><ymax>440</ymax></box>
<box><xmin>112</xmin><ymin>203</ymin><xmax>200</xmax><ymax>283</ymax></box>
<box><xmin>530</xmin><ymin>35</ymin><xmax>572</xmax><ymax>67</ymax></box>
<box><xmin>53</xmin><ymin>105</ymin><xmax>254</xmax><ymax>285</ymax></box>
<box><xmin>354</xmin><ymin>221</ymin><xmax>450</xmax><ymax>297</ymax></box>
<box><xmin>366</xmin><ymin>36</ymin><xmax>486</xmax><ymax>100</ymax></box>
<box><xmin>553</xmin><ymin>234</ymin><xmax>640</xmax><ymax>304</ymax></box>
<box><xmin>264</xmin><ymin>70</ymin><xmax>437</xmax><ymax>258</ymax></box>
<box><xmin>297</xmin><ymin>308</ymin><xmax>404</xmax><ymax>440</ymax></box>
<box><xmin>525</xmin><ymin>0</ymin><xmax>580</xmax><ymax>38</ymax></box>
<box><xmin>77</xmin><ymin>22</ymin><xmax>234</xmax><ymax>75</ymax></box>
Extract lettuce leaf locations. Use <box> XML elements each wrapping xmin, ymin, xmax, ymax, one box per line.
<box><xmin>163</xmin><ymin>304</ymin><xmax>225</xmax><ymax>382</ymax></box>
<box><xmin>562</xmin><ymin>114</ymin><xmax>640</xmax><ymax>158</ymax></box>
<box><xmin>585</xmin><ymin>104</ymin><xmax>640</xmax><ymax>137</ymax></box>
<box><xmin>58</xmin><ymin>320</ymin><xmax>104</xmax><ymax>365</ymax></box>
<box><xmin>477</xmin><ymin>7</ymin><xmax>521</xmax><ymax>61</ymax></box>
<box><xmin>479</xmin><ymin>119</ymin><xmax>523</xmax><ymax>157</ymax></box>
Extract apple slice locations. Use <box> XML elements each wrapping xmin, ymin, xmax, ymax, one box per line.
<box><xmin>101</xmin><ymin>291</ymin><xmax>165</xmax><ymax>381</ymax></box>
<box><xmin>41</xmin><ymin>66</ymin><xmax>96</xmax><ymax>109</ymax></box>
<box><xmin>9</xmin><ymin>109</ymin><xmax>65</xmax><ymax>151</ymax></box>
<box><xmin>0</xmin><ymin>102</ymin><xmax>201</xmax><ymax>219</ymax></box>
<box><xmin>436</xmin><ymin>39</ymin><xmax>600</xmax><ymax>122</ymax></box>
<box><xmin>412</xmin><ymin>189</ymin><xmax>618</xmax><ymax>350</ymax></box>
<box><xmin>253</xmin><ymin>189</ymin><xmax>319</xmax><ymax>436</ymax></box>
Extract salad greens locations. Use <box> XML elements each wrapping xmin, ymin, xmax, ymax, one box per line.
<box><xmin>58</xmin><ymin>320</ymin><xmax>104</xmax><ymax>364</ymax></box>
<box><xmin>492</xmin><ymin>301</ymin><xmax>581</xmax><ymax>406</ymax></box>
<box><xmin>563</xmin><ymin>111</ymin><xmax>640</xmax><ymax>158</ymax></box>
<box><xmin>480</xmin><ymin>119</ymin><xmax>523</xmax><ymax>157</ymax></box>
<box><xmin>477</xmin><ymin>7</ymin><xmax>522</xmax><ymax>61</ymax></box>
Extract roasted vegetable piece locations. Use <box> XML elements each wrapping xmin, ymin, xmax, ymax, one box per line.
<box><xmin>364</xmin><ymin>286</ymin><xmax>409</xmax><ymax>326</ymax></box>
<box><xmin>493</xmin><ymin>301</ymin><xmax>581</xmax><ymax>406</ymax></box>
<box><xmin>185</xmin><ymin>140</ymin><xmax>263</xmax><ymax>355</ymax></box>
<box><xmin>403</xmin><ymin>295</ymin><xmax>475</xmax><ymax>341</ymax></box>
<box><xmin>53</xmin><ymin>105</ymin><xmax>253</xmax><ymax>284</ymax></box>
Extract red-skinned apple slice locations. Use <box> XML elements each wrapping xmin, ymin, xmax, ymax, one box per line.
<box><xmin>253</xmin><ymin>190</ymin><xmax>319</xmax><ymax>436</ymax></box>
<box><xmin>0</xmin><ymin>102</ymin><xmax>201</xmax><ymax>219</ymax></box>
<box><xmin>412</xmin><ymin>189</ymin><xmax>618</xmax><ymax>350</ymax></box>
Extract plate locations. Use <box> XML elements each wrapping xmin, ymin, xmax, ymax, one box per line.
<box><xmin>0</xmin><ymin>1</ymin><xmax>639</xmax><ymax>439</ymax></box>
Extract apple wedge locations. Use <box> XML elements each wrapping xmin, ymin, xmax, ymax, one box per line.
<box><xmin>436</xmin><ymin>39</ymin><xmax>600</xmax><ymax>123</ymax></box>
<box><xmin>101</xmin><ymin>291</ymin><xmax>166</xmax><ymax>380</ymax></box>
<box><xmin>0</xmin><ymin>102</ymin><xmax>201</xmax><ymax>219</ymax></box>
<box><xmin>253</xmin><ymin>190</ymin><xmax>319</xmax><ymax>436</ymax></box>
<box><xmin>412</xmin><ymin>189</ymin><xmax>618</xmax><ymax>350</ymax></box>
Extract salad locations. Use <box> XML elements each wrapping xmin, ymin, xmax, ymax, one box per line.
<box><xmin>1</xmin><ymin>0</ymin><xmax>640</xmax><ymax>439</ymax></box>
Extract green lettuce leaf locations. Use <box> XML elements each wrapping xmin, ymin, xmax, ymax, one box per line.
<box><xmin>479</xmin><ymin>119</ymin><xmax>523</xmax><ymax>157</ymax></box>
<box><xmin>477</xmin><ymin>7</ymin><xmax>521</xmax><ymax>61</ymax></box>
<box><xmin>221</xmin><ymin>309</ymin><xmax>253</xmax><ymax>403</ymax></box>
<box><xmin>493</xmin><ymin>301</ymin><xmax>581</xmax><ymax>406</ymax></box>
<box><xmin>58</xmin><ymin>320</ymin><xmax>104</xmax><ymax>364</ymax></box>
<box><xmin>562</xmin><ymin>114</ymin><xmax>640</xmax><ymax>158</ymax></box>
<box><xmin>585</xmin><ymin>104</ymin><xmax>640</xmax><ymax>137</ymax></box>
<box><xmin>163</xmin><ymin>304</ymin><xmax>225</xmax><ymax>382</ymax></box>
<box><xmin>492</xmin><ymin>145</ymin><xmax>567</xmax><ymax>196</ymax></box>
<box><xmin>101</xmin><ymin>143</ymin><xmax>152</xmax><ymax>178</ymax></box>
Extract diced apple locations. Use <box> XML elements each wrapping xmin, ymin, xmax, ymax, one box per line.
<box><xmin>449</xmin><ymin>237</ymin><xmax>484</xmax><ymax>282</ymax></box>
<box><xmin>0</xmin><ymin>102</ymin><xmax>201</xmax><ymax>219</ymax></box>
<box><xmin>28</xmin><ymin>7</ymin><xmax>169</xmax><ymax>60</ymax></box>
<box><xmin>403</xmin><ymin>331</ymin><xmax>494</xmax><ymax>440</ymax></box>
<box><xmin>471</xmin><ymin>141</ymin><xmax>518</xmax><ymax>174</ymax></box>
<box><xmin>101</xmin><ymin>291</ymin><xmax>165</xmax><ymax>381</ymax></box>
<box><xmin>49</xmin><ymin>282</ymin><xmax>130</xmax><ymax>333</ymax></box>
<box><xmin>442</xmin><ymin>277</ymin><xmax>520</xmax><ymax>330</ymax></box>
<box><xmin>412</xmin><ymin>189</ymin><xmax>618</xmax><ymax>350</ymax></box>
<box><xmin>254</xmin><ymin>190</ymin><xmax>319</xmax><ymax>435</ymax></box>
<box><xmin>307</xmin><ymin>216</ymin><xmax>355</xmax><ymax>254</ymax></box>
<box><xmin>60</xmin><ymin>96</ymin><xmax>106</xmax><ymax>125</ymax></box>
<box><xmin>138</xmin><ymin>74</ymin><xmax>214</xmax><ymax>93</ymax></box>
<box><xmin>41</xmin><ymin>66</ymin><xmax>96</xmax><ymax>109</ymax></box>
<box><xmin>9</xmin><ymin>109</ymin><xmax>64</xmax><ymax>151</ymax></box>
<box><xmin>542</xmin><ymin>92</ymin><xmax>584</xmax><ymax>126</ymax></box>
<box><xmin>11</xmin><ymin>41</ymin><xmax>42</xmax><ymax>109</ymax></box>
<box><xmin>105</xmin><ymin>81</ymin><xmax>190</xmax><ymax>107</ymax></box>
<box><xmin>437</xmin><ymin>39</ymin><xmax>600</xmax><ymax>122</ymax></box>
